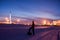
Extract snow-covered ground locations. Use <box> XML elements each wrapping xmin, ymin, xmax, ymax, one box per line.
<box><xmin>0</xmin><ymin>24</ymin><xmax>60</xmax><ymax>40</ymax></box>
<box><xmin>29</xmin><ymin>30</ymin><xmax>60</xmax><ymax>40</ymax></box>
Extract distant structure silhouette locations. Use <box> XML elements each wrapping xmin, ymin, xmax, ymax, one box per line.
<box><xmin>27</xmin><ymin>21</ymin><xmax>35</xmax><ymax>35</ymax></box>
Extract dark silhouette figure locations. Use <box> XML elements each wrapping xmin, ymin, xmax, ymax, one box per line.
<box><xmin>27</xmin><ymin>21</ymin><xmax>35</xmax><ymax>35</ymax></box>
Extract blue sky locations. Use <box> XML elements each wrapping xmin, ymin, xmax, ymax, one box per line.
<box><xmin>0</xmin><ymin>0</ymin><xmax>60</xmax><ymax>19</ymax></box>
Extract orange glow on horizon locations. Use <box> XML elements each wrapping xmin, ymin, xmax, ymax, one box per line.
<box><xmin>53</xmin><ymin>21</ymin><xmax>57</xmax><ymax>25</ymax></box>
<box><xmin>0</xmin><ymin>17</ymin><xmax>60</xmax><ymax>26</ymax></box>
<box><xmin>5</xmin><ymin>17</ymin><xmax>8</xmax><ymax>20</ymax></box>
<box><xmin>17</xmin><ymin>19</ymin><xmax>20</xmax><ymax>22</ymax></box>
<box><xmin>56</xmin><ymin>20</ymin><xmax>60</xmax><ymax>26</ymax></box>
<box><xmin>43</xmin><ymin>20</ymin><xmax>46</xmax><ymax>25</ymax></box>
<box><xmin>5</xmin><ymin>17</ymin><xmax>9</xmax><ymax>21</ymax></box>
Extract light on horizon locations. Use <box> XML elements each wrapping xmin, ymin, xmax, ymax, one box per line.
<box><xmin>43</xmin><ymin>20</ymin><xmax>46</xmax><ymax>25</ymax></box>
<box><xmin>53</xmin><ymin>21</ymin><xmax>56</xmax><ymax>25</ymax></box>
<box><xmin>17</xmin><ymin>19</ymin><xmax>20</xmax><ymax>22</ymax></box>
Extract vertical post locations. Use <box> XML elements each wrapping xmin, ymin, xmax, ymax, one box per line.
<box><xmin>10</xmin><ymin>14</ymin><xmax>12</xmax><ymax>24</ymax></box>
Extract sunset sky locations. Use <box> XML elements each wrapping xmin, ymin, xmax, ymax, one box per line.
<box><xmin>0</xmin><ymin>0</ymin><xmax>60</xmax><ymax>19</ymax></box>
